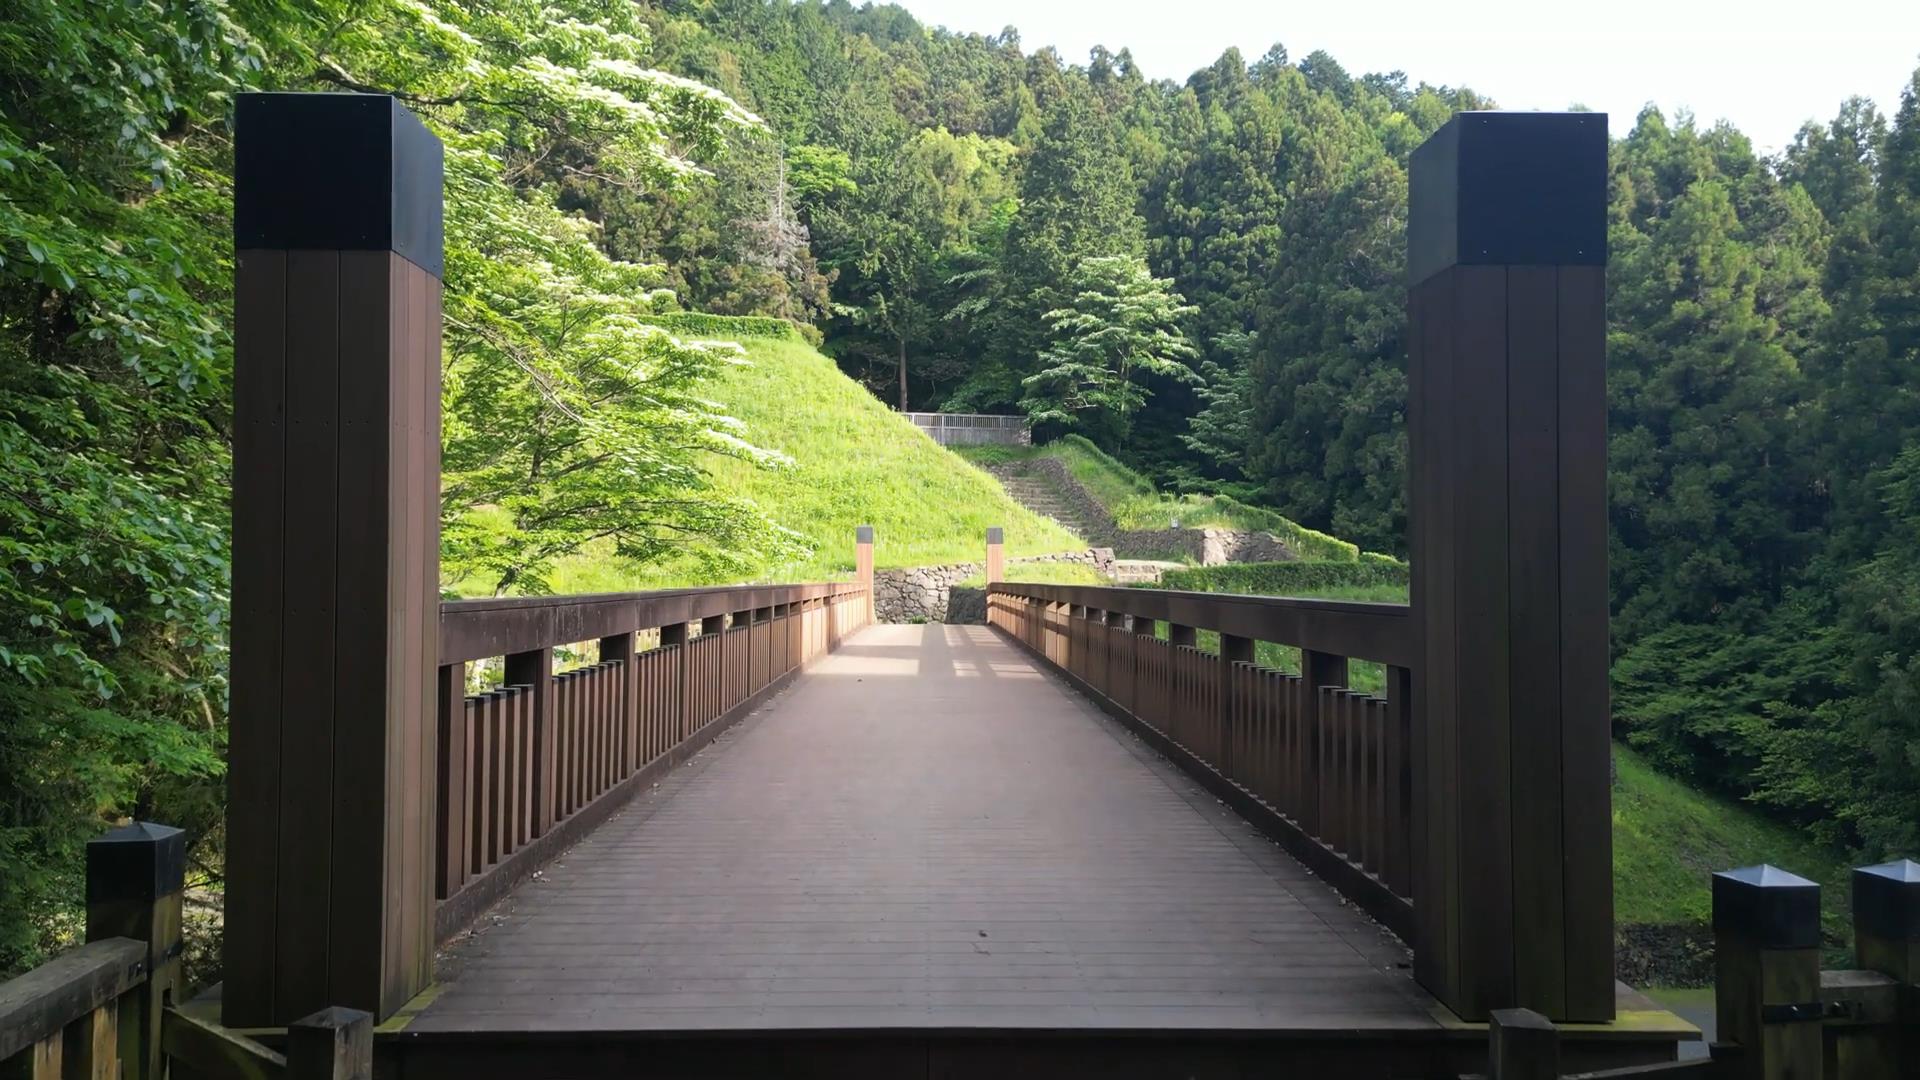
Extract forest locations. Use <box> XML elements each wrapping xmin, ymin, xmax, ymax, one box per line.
<box><xmin>2</xmin><ymin>0</ymin><xmax>1917</xmax><ymax>978</ymax></box>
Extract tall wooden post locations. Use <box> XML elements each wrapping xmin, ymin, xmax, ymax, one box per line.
<box><xmin>1406</xmin><ymin>111</ymin><xmax>1612</xmax><ymax>1021</ymax></box>
<box><xmin>227</xmin><ymin>92</ymin><xmax>444</xmax><ymax>1026</ymax></box>
<box><xmin>1712</xmin><ymin>865</ymin><xmax>1822</xmax><ymax>1079</ymax></box>
<box><xmin>984</xmin><ymin>527</ymin><xmax>1005</xmax><ymax>584</ymax></box>
<box><xmin>855</xmin><ymin>525</ymin><xmax>875</xmax><ymax>624</ymax></box>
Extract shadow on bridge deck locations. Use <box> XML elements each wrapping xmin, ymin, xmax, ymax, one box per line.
<box><xmin>381</xmin><ymin>624</ymin><xmax>1667</xmax><ymax>1076</ymax></box>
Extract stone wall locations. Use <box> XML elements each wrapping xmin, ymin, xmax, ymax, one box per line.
<box><xmin>873</xmin><ymin>549</ymin><xmax>1115</xmax><ymax>624</ymax></box>
<box><xmin>1021</xmin><ymin>456</ymin><xmax>1297</xmax><ymax>566</ymax></box>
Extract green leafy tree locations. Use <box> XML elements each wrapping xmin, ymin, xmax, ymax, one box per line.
<box><xmin>0</xmin><ymin>0</ymin><xmax>778</xmax><ymax>974</ymax></box>
<box><xmin>1021</xmin><ymin>255</ymin><xmax>1198</xmax><ymax>443</ymax></box>
<box><xmin>985</xmin><ymin>88</ymin><xmax>1144</xmax><ymax>405</ymax></box>
<box><xmin>1180</xmin><ymin>329</ymin><xmax>1256</xmax><ymax>474</ymax></box>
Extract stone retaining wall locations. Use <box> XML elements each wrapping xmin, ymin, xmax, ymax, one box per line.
<box><xmin>873</xmin><ymin>549</ymin><xmax>1114</xmax><ymax>624</ymax></box>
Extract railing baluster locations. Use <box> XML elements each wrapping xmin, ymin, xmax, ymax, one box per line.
<box><xmin>503</xmin><ymin>686</ymin><xmax>521</xmax><ymax>856</ymax></box>
<box><xmin>436</xmin><ymin>663</ymin><xmax>466</xmax><ymax>901</ymax></box>
<box><xmin>467</xmin><ymin>695</ymin><xmax>484</xmax><ymax>878</ymax></box>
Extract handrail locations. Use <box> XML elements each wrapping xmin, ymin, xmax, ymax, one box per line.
<box><xmin>985</xmin><ymin>582</ymin><xmax>1416</xmax><ymax>937</ymax></box>
<box><xmin>440</xmin><ymin>581</ymin><xmax>868</xmax><ymax>664</ymax></box>
<box><xmin>0</xmin><ymin>937</ymin><xmax>147</xmax><ymax>1062</ymax></box>
<box><xmin>432</xmin><ymin>578</ymin><xmax>873</xmax><ymax>939</ymax></box>
<box><xmin>989</xmin><ymin>582</ymin><xmax>1418</xmax><ymax>668</ymax></box>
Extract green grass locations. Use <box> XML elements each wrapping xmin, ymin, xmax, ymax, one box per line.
<box><xmin>525</xmin><ymin>336</ymin><xmax>1083</xmax><ymax>593</ymax></box>
<box><xmin>1612</xmin><ymin>744</ymin><xmax>1850</xmax><ymax>934</ymax></box>
<box><xmin>959</xmin><ymin>435</ymin><xmax>1363</xmax><ymax>562</ymax></box>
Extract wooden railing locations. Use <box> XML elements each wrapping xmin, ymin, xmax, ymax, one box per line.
<box><xmin>988</xmin><ymin>582</ymin><xmax>1417</xmax><ymax>937</ymax></box>
<box><xmin>1479</xmin><ymin>859</ymin><xmax>1919</xmax><ymax>1080</ymax></box>
<box><xmin>433</xmin><ymin>580</ymin><xmax>871</xmax><ymax>938</ymax></box>
<box><xmin>0</xmin><ymin>823</ymin><xmax>372</xmax><ymax>1080</ymax></box>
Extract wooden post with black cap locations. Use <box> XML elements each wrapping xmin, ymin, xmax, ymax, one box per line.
<box><xmin>1850</xmin><ymin>859</ymin><xmax>1920</xmax><ymax>1075</ymax></box>
<box><xmin>1405</xmin><ymin>111</ymin><xmax>1613</xmax><ymax>1022</ymax></box>
<box><xmin>855</xmin><ymin>526</ymin><xmax>875</xmax><ymax>624</ymax></box>
<box><xmin>1712</xmin><ymin>864</ymin><xmax>1822</xmax><ymax>1079</ymax></box>
<box><xmin>85</xmin><ymin>822</ymin><xmax>186</xmax><ymax>1079</ymax></box>
<box><xmin>225</xmin><ymin>92</ymin><xmax>444</xmax><ymax>1026</ymax></box>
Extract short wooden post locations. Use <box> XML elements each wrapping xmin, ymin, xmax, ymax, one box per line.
<box><xmin>435</xmin><ymin>662</ymin><xmax>467</xmax><ymax>900</ymax></box>
<box><xmin>1219</xmin><ymin>634</ymin><xmax>1254</xmax><ymax>774</ymax></box>
<box><xmin>1407</xmin><ymin>110</ymin><xmax>1612</xmax><ymax>1021</ymax></box>
<box><xmin>855</xmin><ymin>526</ymin><xmax>875</xmax><ymax>625</ymax></box>
<box><xmin>85</xmin><ymin>822</ymin><xmax>184</xmax><ymax>1080</ymax></box>
<box><xmin>600</xmin><ymin>631</ymin><xmax>637</xmax><ymax>772</ymax></box>
<box><xmin>505</xmin><ymin>647</ymin><xmax>555</xmax><ymax>835</ymax></box>
<box><xmin>1384</xmin><ymin>665</ymin><xmax>1415</xmax><ymax>897</ymax></box>
<box><xmin>661</xmin><ymin>623</ymin><xmax>690</xmax><ymax>743</ymax></box>
<box><xmin>287</xmin><ymin>1007</ymin><xmax>373</xmax><ymax>1080</ymax></box>
<box><xmin>984</xmin><ymin>528</ymin><xmax>1005</xmax><ymax>584</ymax></box>
<box><xmin>1712</xmin><ymin>865</ymin><xmax>1822</xmax><ymax>1079</ymax></box>
<box><xmin>226</xmin><ymin>92</ymin><xmax>444</xmax><ymax>1025</ymax></box>
<box><xmin>1298</xmin><ymin>650</ymin><xmax>1347</xmax><ymax>837</ymax></box>
<box><xmin>1853</xmin><ymin>859</ymin><xmax>1919</xmax><ymax>1074</ymax></box>
<box><xmin>1489</xmin><ymin>1008</ymin><xmax>1559</xmax><ymax>1080</ymax></box>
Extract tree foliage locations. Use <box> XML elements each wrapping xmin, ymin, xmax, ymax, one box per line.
<box><xmin>0</xmin><ymin>0</ymin><xmax>779</xmax><ymax>973</ymax></box>
<box><xmin>640</xmin><ymin>2</ymin><xmax>1920</xmax><ymax>860</ymax></box>
<box><xmin>8</xmin><ymin>0</ymin><xmax>1920</xmax><ymax>978</ymax></box>
<box><xmin>1021</xmin><ymin>255</ymin><xmax>1197</xmax><ymax>440</ymax></box>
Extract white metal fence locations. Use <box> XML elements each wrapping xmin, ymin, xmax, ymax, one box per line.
<box><xmin>904</xmin><ymin>412</ymin><xmax>1030</xmax><ymax>446</ymax></box>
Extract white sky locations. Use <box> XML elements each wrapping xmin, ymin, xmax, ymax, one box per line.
<box><xmin>891</xmin><ymin>0</ymin><xmax>1920</xmax><ymax>153</ymax></box>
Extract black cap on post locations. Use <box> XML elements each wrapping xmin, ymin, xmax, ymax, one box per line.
<box><xmin>1408</xmin><ymin>112</ymin><xmax>1607</xmax><ymax>287</ymax></box>
<box><xmin>235</xmin><ymin>93</ymin><xmax>445</xmax><ymax>278</ymax></box>
<box><xmin>86</xmin><ymin>821</ymin><xmax>185</xmax><ymax>906</ymax></box>
<box><xmin>856</xmin><ymin>526</ymin><xmax>874</xmax><ymax>544</ymax></box>
<box><xmin>1405</xmin><ymin>108</ymin><xmax>1614</xmax><ymax>1022</ymax></box>
<box><xmin>1853</xmin><ymin>859</ymin><xmax>1920</xmax><ymax>941</ymax></box>
<box><xmin>985</xmin><ymin>527</ymin><xmax>1004</xmax><ymax>545</ymax></box>
<box><xmin>1712</xmin><ymin>864</ymin><xmax>1821</xmax><ymax>948</ymax></box>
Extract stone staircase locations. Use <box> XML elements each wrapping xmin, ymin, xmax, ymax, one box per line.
<box><xmin>987</xmin><ymin>461</ymin><xmax>1109</xmax><ymax>544</ymax></box>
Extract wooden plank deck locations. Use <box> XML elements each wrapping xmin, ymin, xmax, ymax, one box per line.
<box><xmin>409</xmin><ymin>623</ymin><xmax>1437</xmax><ymax>1035</ymax></box>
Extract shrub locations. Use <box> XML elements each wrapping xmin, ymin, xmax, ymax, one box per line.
<box><xmin>1152</xmin><ymin>559</ymin><xmax>1409</xmax><ymax>598</ymax></box>
<box><xmin>638</xmin><ymin>312</ymin><xmax>801</xmax><ymax>340</ymax></box>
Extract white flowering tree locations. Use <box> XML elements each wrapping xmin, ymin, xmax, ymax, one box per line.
<box><xmin>314</xmin><ymin>0</ymin><xmax>802</xmax><ymax>593</ymax></box>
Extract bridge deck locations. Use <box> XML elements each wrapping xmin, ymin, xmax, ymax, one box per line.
<box><xmin>410</xmin><ymin>623</ymin><xmax>1436</xmax><ymax>1036</ymax></box>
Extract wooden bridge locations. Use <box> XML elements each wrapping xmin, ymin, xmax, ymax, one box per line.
<box><xmin>4</xmin><ymin>96</ymin><xmax>1917</xmax><ymax>1080</ymax></box>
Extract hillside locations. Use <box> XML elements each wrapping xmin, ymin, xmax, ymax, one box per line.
<box><xmin>527</xmin><ymin>325</ymin><xmax>1086</xmax><ymax>594</ymax></box>
<box><xmin>1613</xmin><ymin>745</ymin><xmax>1852</xmax><ymax>983</ymax></box>
<box><xmin>960</xmin><ymin>436</ymin><xmax>1363</xmax><ymax>562</ymax></box>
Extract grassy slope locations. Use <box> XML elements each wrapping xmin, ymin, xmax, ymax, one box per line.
<box><xmin>538</xmin><ymin>336</ymin><xmax>1083</xmax><ymax>593</ymax></box>
<box><xmin>1613</xmin><ymin>744</ymin><xmax>1849</xmax><ymax>933</ymax></box>
<box><xmin>958</xmin><ymin>436</ymin><xmax>1364</xmax><ymax>562</ymax></box>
